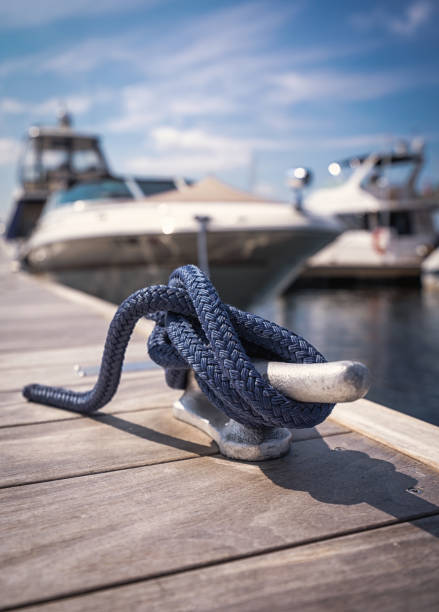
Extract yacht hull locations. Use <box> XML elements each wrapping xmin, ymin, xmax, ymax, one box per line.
<box><xmin>422</xmin><ymin>248</ymin><xmax>439</xmax><ymax>291</ymax></box>
<box><xmin>303</xmin><ymin>264</ymin><xmax>421</xmax><ymax>280</ymax></box>
<box><xmin>24</xmin><ymin>227</ymin><xmax>336</xmax><ymax>308</ymax></box>
<box><xmin>302</xmin><ymin>229</ymin><xmax>436</xmax><ymax>281</ymax></box>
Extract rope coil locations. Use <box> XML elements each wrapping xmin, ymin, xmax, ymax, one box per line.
<box><xmin>23</xmin><ymin>265</ymin><xmax>334</xmax><ymax>429</ymax></box>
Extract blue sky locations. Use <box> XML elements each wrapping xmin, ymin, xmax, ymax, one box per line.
<box><xmin>1</xmin><ymin>0</ymin><xmax>439</xmax><ymax>216</ymax></box>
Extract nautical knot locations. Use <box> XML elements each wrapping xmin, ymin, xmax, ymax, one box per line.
<box><xmin>23</xmin><ymin>265</ymin><xmax>334</xmax><ymax>429</ymax></box>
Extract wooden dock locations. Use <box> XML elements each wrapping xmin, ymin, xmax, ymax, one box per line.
<box><xmin>1</xmin><ymin>248</ymin><xmax>439</xmax><ymax>611</ymax></box>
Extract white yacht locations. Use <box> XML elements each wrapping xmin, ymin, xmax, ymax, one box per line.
<box><xmin>21</xmin><ymin>176</ymin><xmax>340</xmax><ymax>308</ymax></box>
<box><xmin>422</xmin><ymin>246</ymin><xmax>439</xmax><ymax>291</ymax></box>
<box><xmin>301</xmin><ymin>143</ymin><xmax>438</xmax><ymax>280</ymax></box>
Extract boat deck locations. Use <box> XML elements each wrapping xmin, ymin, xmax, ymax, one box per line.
<box><xmin>1</xmin><ymin>247</ymin><xmax>439</xmax><ymax>611</ymax></box>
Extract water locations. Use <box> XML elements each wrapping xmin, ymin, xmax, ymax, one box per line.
<box><xmin>280</xmin><ymin>286</ymin><xmax>439</xmax><ymax>426</ymax></box>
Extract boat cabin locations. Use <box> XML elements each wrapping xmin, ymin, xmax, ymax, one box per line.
<box><xmin>305</xmin><ymin>143</ymin><xmax>438</xmax><ymax>232</ymax></box>
<box><xmin>5</xmin><ymin>112</ymin><xmax>111</xmax><ymax>239</ymax></box>
<box><xmin>333</xmin><ymin>149</ymin><xmax>424</xmax><ymax>201</ymax></box>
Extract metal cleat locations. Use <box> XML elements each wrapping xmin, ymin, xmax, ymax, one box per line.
<box><xmin>173</xmin><ymin>360</ymin><xmax>370</xmax><ymax>461</ymax></box>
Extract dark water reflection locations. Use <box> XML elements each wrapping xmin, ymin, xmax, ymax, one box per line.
<box><xmin>281</xmin><ymin>287</ymin><xmax>439</xmax><ymax>426</ymax></box>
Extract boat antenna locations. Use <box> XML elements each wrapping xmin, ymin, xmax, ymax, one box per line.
<box><xmin>57</xmin><ymin>105</ymin><xmax>73</xmax><ymax>128</ymax></box>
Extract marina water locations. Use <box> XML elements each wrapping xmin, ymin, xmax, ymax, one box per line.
<box><xmin>281</xmin><ymin>285</ymin><xmax>439</xmax><ymax>427</ymax></box>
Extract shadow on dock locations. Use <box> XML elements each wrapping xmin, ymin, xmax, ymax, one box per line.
<box><xmin>88</xmin><ymin>413</ymin><xmax>439</xmax><ymax>538</ymax></box>
<box><xmin>92</xmin><ymin>412</ymin><xmax>217</xmax><ymax>456</ymax></box>
<box><xmin>257</xmin><ymin>433</ymin><xmax>439</xmax><ymax>538</ymax></box>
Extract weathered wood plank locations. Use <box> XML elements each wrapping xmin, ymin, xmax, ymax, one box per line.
<box><xmin>0</xmin><ymin>274</ymin><xmax>64</xmax><ymax>303</ymax></box>
<box><xmin>0</xmin><ymin>271</ymin><xmax>152</xmax><ymax>353</ymax></box>
<box><xmin>34</xmin><ymin>273</ymin><xmax>154</xmax><ymax>337</ymax></box>
<box><xmin>0</xmin><ymin>382</ymin><xmax>348</xmax><ymax>430</ymax></box>
<box><xmin>290</xmin><ymin>420</ymin><xmax>348</xmax><ymax>441</ymax></box>
<box><xmin>0</xmin><ymin>342</ymin><xmax>146</xmax><ymax>370</ymax></box>
<box><xmin>0</xmin><ymin>341</ymin><xmax>147</xmax><ymax>374</ymax></box>
<box><xmin>0</xmin><ymin>274</ymin><xmax>103</xmax><ymax>316</ymax></box>
<box><xmin>332</xmin><ymin>398</ymin><xmax>439</xmax><ymax>471</ymax></box>
<box><xmin>0</xmin><ymin>407</ymin><xmax>217</xmax><ymax>486</ymax></box>
<box><xmin>1</xmin><ymin>432</ymin><xmax>439</xmax><ymax>609</ymax></box>
<box><xmin>0</xmin><ymin>343</ymin><xmax>149</xmax><ymax>391</ymax></box>
<box><xmin>0</xmin><ymin>373</ymin><xmax>180</xmax><ymax>427</ymax></box>
<box><xmin>24</xmin><ymin>516</ymin><xmax>439</xmax><ymax>612</ymax></box>
<box><xmin>0</xmin><ymin>411</ymin><xmax>347</xmax><ymax>486</ymax></box>
<box><xmin>0</xmin><ymin>297</ymin><xmax>107</xmax><ymax>319</ymax></box>
<box><xmin>0</xmin><ymin>317</ymin><xmax>114</xmax><ymax>352</ymax></box>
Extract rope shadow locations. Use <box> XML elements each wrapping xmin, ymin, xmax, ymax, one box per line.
<box><xmin>89</xmin><ymin>413</ymin><xmax>439</xmax><ymax>540</ymax></box>
<box><xmin>91</xmin><ymin>412</ymin><xmax>217</xmax><ymax>456</ymax></box>
<box><xmin>256</xmin><ymin>432</ymin><xmax>439</xmax><ymax>538</ymax></box>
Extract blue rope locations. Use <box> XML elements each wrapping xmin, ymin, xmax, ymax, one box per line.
<box><xmin>23</xmin><ymin>265</ymin><xmax>334</xmax><ymax>429</ymax></box>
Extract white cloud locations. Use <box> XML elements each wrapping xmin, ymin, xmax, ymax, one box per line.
<box><xmin>106</xmin><ymin>85</ymin><xmax>236</xmax><ymax>134</ymax></box>
<box><xmin>36</xmin><ymin>95</ymin><xmax>93</xmax><ymax>115</ymax></box>
<box><xmin>123</xmin><ymin>126</ymin><xmax>283</xmax><ymax>175</ymax></box>
<box><xmin>41</xmin><ymin>36</ymin><xmax>138</xmax><ymax>75</ymax></box>
<box><xmin>100</xmin><ymin>13</ymin><xmax>422</xmax><ymax>144</ymax></box>
<box><xmin>0</xmin><ymin>55</ymin><xmax>36</xmax><ymax>78</ymax></box>
<box><xmin>0</xmin><ymin>139</ymin><xmax>20</xmax><ymax>165</ymax></box>
<box><xmin>3</xmin><ymin>3</ymin><xmax>289</xmax><ymax>77</ymax></box>
<box><xmin>390</xmin><ymin>0</ymin><xmax>433</xmax><ymax>35</ymax></box>
<box><xmin>314</xmin><ymin>134</ymin><xmax>397</xmax><ymax>150</ymax></box>
<box><xmin>100</xmin><ymin>1</ymin><xmax>431</xmax><ymax>141</ymax></box>
<box><xmin>125</xmin><ymin>128</ymin><xmax>247</xmax><ymax>175</ymax></box>
<box><xmin>1</xmin><ymin>0</ymin><xmax>422</xmax><ymax>143</ymax></box>
<box><xmin>123</xmin><ymin>129</ymin><xmax>399</xmax><ymax>178</ymax></box>
<box><xmin>0</xmin><ymin>0</ymin><xmax>157</xmax><ymax>29</ymax></box>
<box><xmin>124</xmin><ymin>153</ymin><xmax>237</xmax><ymax>176</ymax></box>
<box><xmin>270</xmin><ymin>69</ymin><xmax>430</xmax><ymax>104</ymax></box>
<box><xmin>0</xmin><ymin>35</ymin><xmax>135</xmax><ymax>77</ymax></box>
<box><xmin>352</xmin><ymin>1</ymin><xmax>434</xmax><ymax>36</ymax></box>
<box><xmin>0</xmin><ymin>98</ymin><xmax>26</xmax><ymax>113</ymax></box>
<box><xmin>1</xmin><ymin>0</ymin><xmax>437</xmax><ymax>185</ymax></box>
<box><xmin>152</xmin><ymin>1</ymin><xmax>292</xmax><ymax>75</ymax></box>
<box><xmin>151</xmin><ymin>127</ymin><xmax>242</xmax><ymax>153</ymax></box>
<box><xmin>0</xmin><ymin>93</ymin><xmax>109</xmax><ymax>119</ymax></box>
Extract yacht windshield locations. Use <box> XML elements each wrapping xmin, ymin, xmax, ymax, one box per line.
<box><xmin>72</xmin><ymin>149</ymin><xmax>106</xmax><ymax>173</ymax></box>
<box><xmin>362</xmin><ymin>159</ymin><xmax>418</xmax><ymax>196</ymax></box>
<box><xmin>326</xmin><ymin>153</ymin><xmax>421</xmax><ymax>196</ymax></box>
<box><xmin>136</xmin><ymin>179</ymin><xmax>176</xmax><ymax>196</ymax></box>
<box><xmin>43</xmin><ymin>179</ymin><xmax>133</xmax><ymax>214</ymax></box>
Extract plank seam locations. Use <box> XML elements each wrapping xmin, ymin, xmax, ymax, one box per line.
<box><xmin>0</xmin><ymin>403</ymin><xmax>176</xmax><ymax>429</ymax></box>
<box><xmin>0</xmin><ymin>431</ymin><xmax>351</xmax><ymax>489</ymax></box>
<box><xmin>0</xmin><ymin>452</ymin><xmax>221</xmax><ymax>490</ymax></box>
<box><xmin>2</xmin><ymin>510</ymin><xmax>438</xmax><ymax>612</ymax></box>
